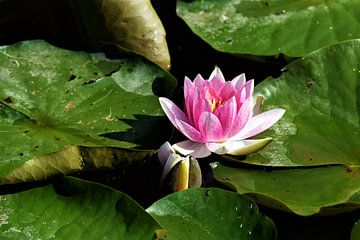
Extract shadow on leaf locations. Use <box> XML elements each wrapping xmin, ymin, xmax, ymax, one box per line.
<box><xmin>101</xmin><ymin>114</ymin><xmax>173</xmax><ymax>149</ymax></box>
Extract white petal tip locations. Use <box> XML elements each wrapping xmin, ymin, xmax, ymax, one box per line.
<box><xmin>209</xmin><ymin>66</ymin><xmax>224</xmax><ymax>81</ymax></box>
<box><xmin>173</xmin><ymin>140</ymin><xmax>211</xmax><ymax>158</ymax></box>
<box><xmin>157</xmin><ymin>141</ymin><xmax>175</xmax><ymax>167</ymax></box>
<box><xmin>227</xmin><ymin>138</ymin><xmax>272</xmax><ymax>156</ymax></box>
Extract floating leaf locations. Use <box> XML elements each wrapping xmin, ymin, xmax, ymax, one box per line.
<box><xmin>147</xmin><ymin>188</ymin><xmax>276</xmax><ymax>239</ymax></box>
<box><xmin>231</xmin><ymin>39</ymin><xmax>360</xmax><ymax>167</ymax></box>
<box><xmin>0</xmin><ymin>40</ymin><xmax>176</xmax><ymax>178</ymax></box>
<box><xmin>177</xmin><ymin>0</ymin><xmax>360</xmax><ymax>57</ymax></box>
<box><xmin>214</xmin><ymin>164</ymin><xmax>360</xmax><ymax>216</ymax></box>
<box><xmin>70</xmin><ymin>0</ymin><xmax>171</xmax><ymax>69</ymax></box>
<box><xmin>213</xmin><ymin>40</ymin><xmax>360</xmax><ymax>215</ymax></box>
<box><xmin>0</xmin><ymin>177</ymin><xmax>162</xmax><ymax>239</ymax></box>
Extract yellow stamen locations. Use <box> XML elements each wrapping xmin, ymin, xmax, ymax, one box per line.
<box><xmin>208</xmin><ymin>98</ymin><xmax>223</xmax><ymax>112</ymax></box>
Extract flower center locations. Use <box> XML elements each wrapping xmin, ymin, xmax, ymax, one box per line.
<box><xmin>208</xmin><ymin>98</ymin><xmax>223</xmax><ymax>112</ymax></box>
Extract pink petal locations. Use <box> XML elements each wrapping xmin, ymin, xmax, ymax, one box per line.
<box><xmin>206</xmin><ymin>138</ymin><xmax>272</xmax><ymax>155</ymax></box>
<box><xmin>157</xmin><ymin>141</ymin><xmax>174</xmax><ymax>167</ymax></box>
<box><xmin>198</xmin><ymin>112</ymin><xmax>223</xmax><ymax>142</ymax></box>
<box><xmin>194</xmin><ymin>74</ymin><xmax>206</xmax><ymax>89</ymax></box>
<box><xmin>173</xmin><ymin>140</ymin><xmax>211</xmax><ymax>158</ymax></box>
<box><xmin>184</xmin><ymin>77</ymin><xmax>194</xmax><ymax>99</ymax></box>
<box><xmin>159</xmin><ymin>97</ymin><xmax>189</xmax><ymax>130</ymax></box>
<box><xmin>184</xmin><ymin>77</ymin><xmax>195</xmax><ymax>125</ymax></box>
<box><xmin>229</xmin><ymin>97</ymin><xmax>252</xmax><ymax>137</ymax></box>
<box><xmin>231</xmin><ymin>108</ymin><xmax>286</xmax><ymax>140</ymax></box>
<box><xmin>241</xmin><ymin>79</ymin><xmax>254</xmax><ymax>99</ymax></box>
<box><xmin>176</xmin><ymin>119</ymin><xmax>203</xmax><ymax>142</ymax></box>
<box><xmin>232</xmin><ymin>73</ymin><xmax>246</xmax><ymax>90</ymax></box>
<box><xmin>204</xmin><ymin>81</ymin><xmax>218</xmax><ymax>100</ymax></box>
<box><xmin>192</xmin><ymin>91</ymin><xmax>210</xmax><ymax>130</ymax></box>
<box><xmin>214</xmin><ymin>96</ymin><xmax>237</xmax><ymax>138</ymax></box>
<box><xmin>219</xmin><ymin>82</ymin><xmax>236</xmax><ymax>101</ymax></box>
<box><xmin>209</xmin><ymin>67</ymin><xmax>225</xmax><ymax>89</ymax></box>
<box><xmin>236</xmin><ymin>80</ymin><xmax>254</xmax><ymax>111</ymax></box>
<box><xmin>209</xmin><ymin>67</ymin><xmax>225</xmax><ymax>81</ymax></box>
<box><xmin>159</xmin><ymin>97</ymin><xmax>188</xmax><ymax>126</ymax></box>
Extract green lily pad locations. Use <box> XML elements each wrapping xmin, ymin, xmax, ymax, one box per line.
<box><xmin>214</xmin><ymin>164</ymin><xmax>360</xmax><ymax>216</ymax></box>
<box><xmin>235</xmin><ymin>39</ymin><xmax>360</xmax><ymax>167</ymax></box>
<box><xmin>70</xmin><ymin>0</ymin><xmax>171</xmax><ymax>69</ymax></box>
<box><xmin>0</xmin><ymin>40</ymin><xmax>176</xmax><ymax>178</ymax></box>
<box><xmin>177</xmin><ymin>0</ymin><xmax>360</xmax><ymax>57</ymax></box>
<box><xmin>0</xmin><ymin>177</ymin><xmax>163</xmax><ymax>239</ymax></box>
<box><xmin>146</xmin><ymin>188</ymin><xmax>276</xmax><ymax>239</ymax></box>
<box><xmin>213</xmin><ymin>39</ymin><xmax>360</xmax><ymax>215</ymax></box>
<box><xmin>352</xmin><ymin>219</ymin><xmax>360</xmax><ymax>240</ymax></box>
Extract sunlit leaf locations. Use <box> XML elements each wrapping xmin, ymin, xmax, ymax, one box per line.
<box><xmin>0</xmin><ymin>40</ymin><xmax>176</xmax><ymax>178</ymax></box>
<box><xmin>70</xmin><ymin>0</ymin><xmax>171</xmax><ymax>69</ymax></box>
<box><xmin>0</xmin><ymin>177</ymin><xmax>162</xmax><ymax>239</ymax></box>
<box><xmin>177</xmin><ymin>0</ymin><xmax>360</xmax><ymax>57</ymax></box>
<box><xmin>234</xmin><ymin>39</ymin><xmax>359</xmax><ymax>167</ymax></box>
<box><xmin>147</xmin><ymin>188</ymin><xmax>276</xmax><ymax>239</ymax></box>
<box><xmin>214</xmin><ymin>164</ymin><xmax>360</xmax><ymax>216</ymax></box>
<box><xmin>213</xmin><ymin>40</ymin><xmax>360</xmax><ymax>216</ymax></box>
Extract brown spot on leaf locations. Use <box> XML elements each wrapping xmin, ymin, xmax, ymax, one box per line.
<box><xmin>65</xmin><ymin>101</ymin><xmax>76</xmax><ymax>111</ymax></box>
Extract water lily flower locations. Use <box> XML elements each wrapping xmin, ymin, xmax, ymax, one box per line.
<box><xmin>159</xmin><ymin>67</ymin><xmax>285</xmax><ymax>158</ymax></box>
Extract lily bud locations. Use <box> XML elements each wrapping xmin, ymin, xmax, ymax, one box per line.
<box><xmin>157</xmin><ymin>142</ymin><xmax>202</xmax><ymax>192</ymax></box>
<box><xmin>168</xmin><ymin>156</ymin><xmax>202</xmax><ymax>192</ymax></box>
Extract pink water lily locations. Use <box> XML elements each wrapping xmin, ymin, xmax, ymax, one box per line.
<box><xmin>159</xmin><ymin>67</ymin><xmax>285</xmax><ymax>158</ymax></box>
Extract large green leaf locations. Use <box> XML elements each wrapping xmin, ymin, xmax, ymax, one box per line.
<box><xmin>146</xmin><ymin>188</ymin><xmax>276</xmax><ymax>240</ymax></box>
<box><xmin>177</xmin><ymin>0</ymin><xmax>360</xmax><ymax>57</ymax></box>
<box><xmin>0</xmin><ymin>40</ymin><xmax>176</xmax><ymax>178</ymax></box>
<box><xmin>213</xmin><ymin>40</ymin><xmax>360</xmax><ymax>216</ymax></box>
<box><xmin>70</xmin><ymin>0</ymin><xmax>171</xmax><ymax>69</ymax></box>
<box><xmin>0</xmin><ymin>177</ymin><xmax>163</xmax><ymax>239</ymax></box>
<box><xmin>214</xmin><ymin>164</ymin><xmax>360</xmax><ymax>216</ymax></box>
<box><xmin>232</xmin><ymin>39</ymin><xmax>360</xmax><ymax>167</ymax></box>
